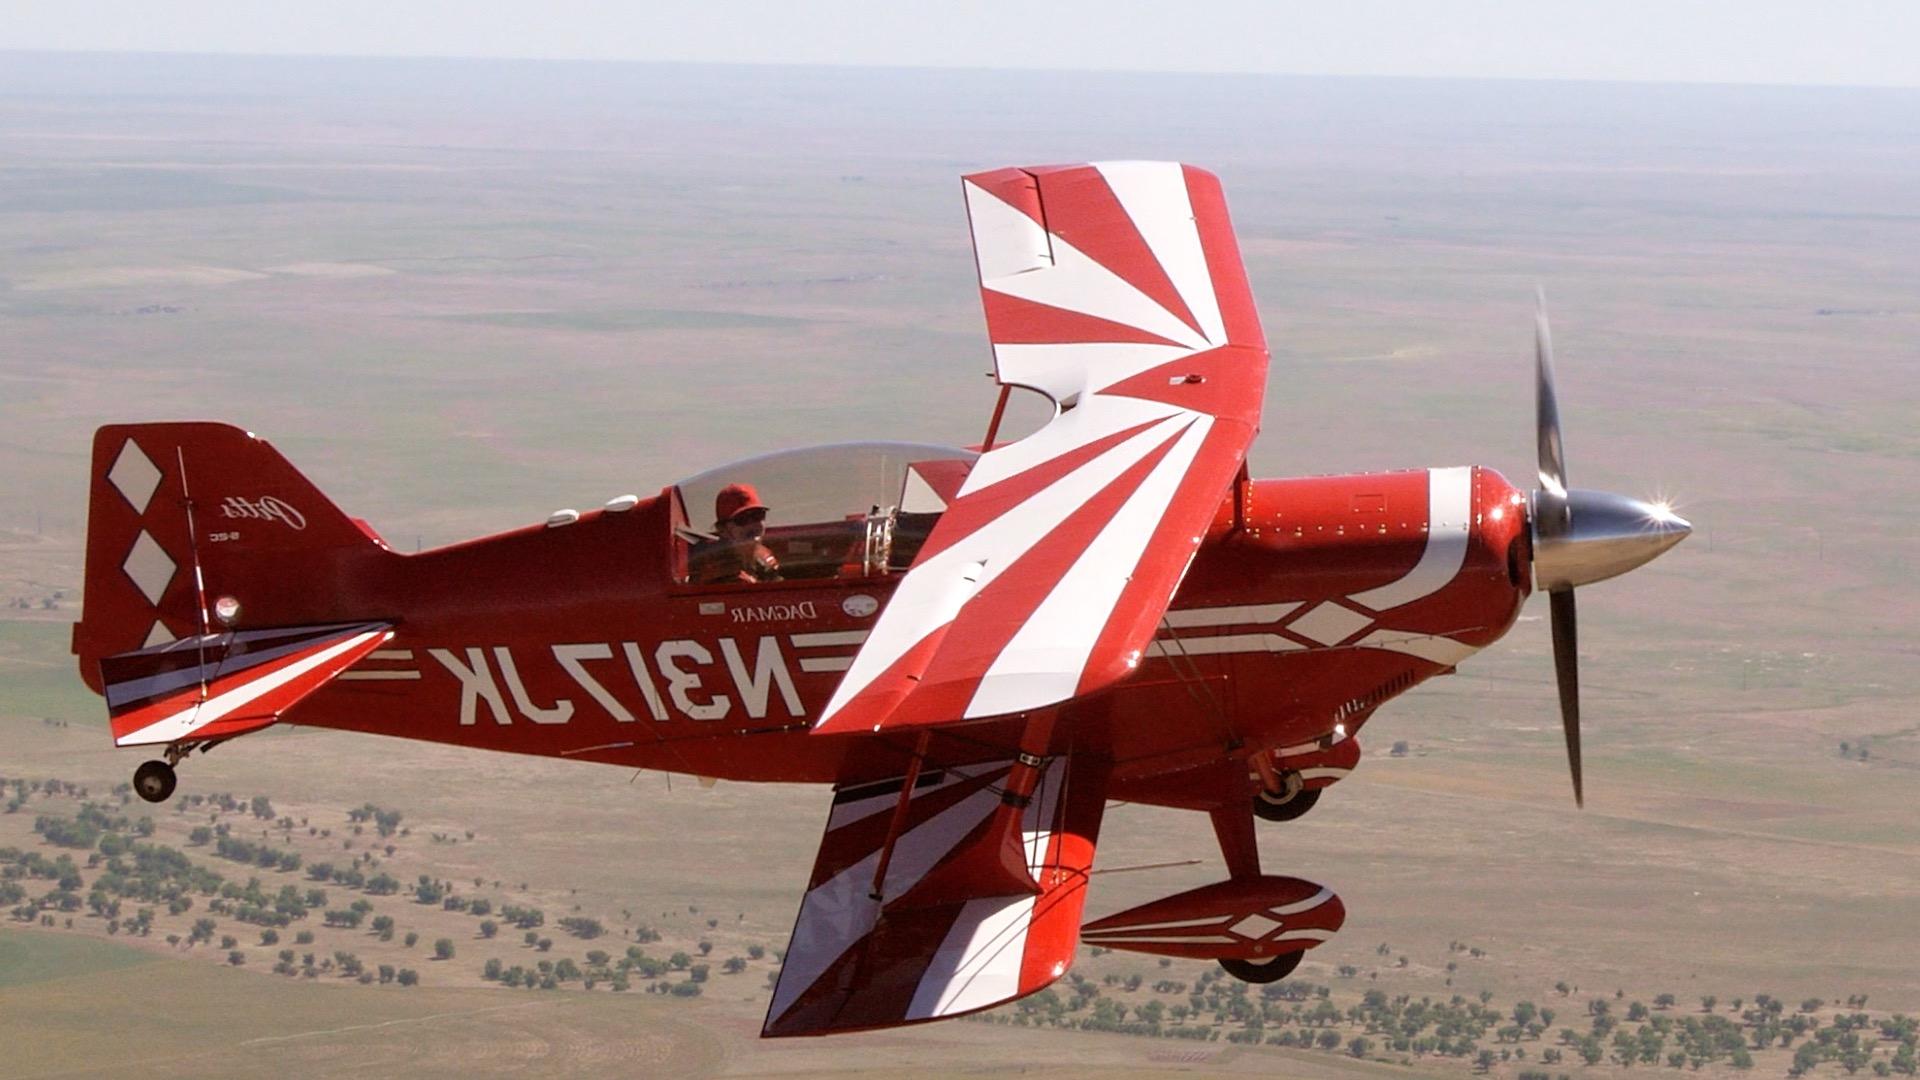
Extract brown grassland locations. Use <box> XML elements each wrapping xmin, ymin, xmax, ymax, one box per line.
<box><xmin>1</xmin><ymin>54</ymin><xmax>1916</xmax><ymax>1078</ymax></box>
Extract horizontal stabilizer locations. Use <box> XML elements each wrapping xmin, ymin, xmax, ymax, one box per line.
<box><xmin>102</xmin><ymin>621</ymin><xmax>392</xmax><ymax>747</ymax></box>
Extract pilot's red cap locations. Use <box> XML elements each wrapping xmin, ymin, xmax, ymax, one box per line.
<box><xmin>715</xmin><ymin>483</ymin><xmax>768</xmax><ymax>525</ymax></box>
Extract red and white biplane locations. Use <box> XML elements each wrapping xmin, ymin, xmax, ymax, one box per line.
<box><xmin>73</xmin><ymin>162</ymin><xmax>1688</xmax><ymax>1036</ymax></box>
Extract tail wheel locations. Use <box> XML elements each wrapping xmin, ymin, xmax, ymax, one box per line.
<box><xmin>133</xmin><ymin>760</ymin><xmax>177</xmax><ymax>804</ymax></box>
<box><xmin>1253</xmin><ymin>779</ymin><xmax>1321</xmax><ymax>822</ymax></box>
<box><xmin>1221</xmin><ymin>950</ymin><xmax>1304</xmax><ymax>984</ymax></box>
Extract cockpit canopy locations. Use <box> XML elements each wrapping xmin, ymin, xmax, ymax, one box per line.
<box><xmin>672</xmin><ymin>441</ymin><xmax>977</xmax><ymax>584</ymax></box>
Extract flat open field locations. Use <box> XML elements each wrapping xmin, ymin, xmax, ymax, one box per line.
<box><xmin>1</xmin><ymin>54</ymin><xmax>1916</xmax><ymax>1078</ymax></box>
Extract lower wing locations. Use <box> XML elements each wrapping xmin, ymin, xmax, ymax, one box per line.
<box><xmin>762</xmin><ymin>746</ymin><xmax>1108</xmax><ymax>1036</ymax></box>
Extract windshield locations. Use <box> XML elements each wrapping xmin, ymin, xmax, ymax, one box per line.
<box><xmin>673</xmin><ymin>442</ymin><xmax>977</xmax><ymax>584</ymax></box>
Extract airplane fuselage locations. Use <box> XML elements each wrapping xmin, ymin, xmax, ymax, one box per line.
<box><xmin>281</xmin><ymin>465</ymin><xmax>1531</xmax><ymax>803</ymax></box>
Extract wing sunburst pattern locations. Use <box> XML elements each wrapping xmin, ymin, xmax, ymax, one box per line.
<box><xmin>763</xmin><ymin>752</ymin><xmax>1108</xmax><ymax>1037</ymax></box>
<box><xmin>814</xmin><ymin>162</ymin><xmax>1268</xmax><ymax>735</ymax></box>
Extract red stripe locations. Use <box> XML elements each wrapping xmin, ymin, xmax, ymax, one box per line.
<box><xmin>107</xmin><ymin>683</ymin><xmax>204</xmax><ymax>741</ymax></box>
<box><xmin>912</xmin><ymin>414</ymin><xmax>1170</xmax><ymax>565</ymax></box>
<box><xmin>1017</xmin><ymin>766</ymin><xmax>1100</xmax><ymax>991</ymax></box>
<box><xmin>1077</xmin><ymin>420</ymin><xmax>1247</xmax><ymax>697</ymax></box>
<box><xmin>980</xmin><ymin>290</ymin><xmax>1188</xmax><ymax>348</ymax></box>
<box><xmin>891</xmin><ymin>421</ymin><xmax>1193</xmax><ymax>727</ymax></box>
<box><xmin>1096</xmin><ymin>344</ymin><xmax>1267</xmax><ymax>424</ymax></box>
<box><xmin>1184</xmin><ymin>165</ymin><xmax>1265</xmax><ymax>350</ymax></box>
<box><xmin>809</xmin><ymin>766</ymin><xmax>1010</xmax><ymax>889</ymax></box>
<box><xmin>1027</xmin><ymin>165</ymin><xmax>1205</xmax><ymax>343</ymax></box>
<box><xmin>810</xmin><ymin>627</ymin><xmax>946</xmax><ymax>737</ymax></box>
<box><xmin>962</xmin><ymin>167</ymin><xmax>1042</xmax><ymax>227</ymax></box>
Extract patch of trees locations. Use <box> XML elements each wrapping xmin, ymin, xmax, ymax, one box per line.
<box><xmin>211</xmin><ymin>836</ymin><xmax>301</xmax><ymax>874</ymax></box>
<box><xmin>207</xmin><ymin>878</ymin><xmax>314</xmax><ymax>927</ymax></box>
<box><xmin>500</xmin><ymin>905</ymin><xmax>544</xmax><ymax>930</ymax></box>
<box><xmin>51</xmin><ymin>840</ymin><xmax>224</xmax><ymax>925</ymax></box>
<box><xmin>33</xmin><ymin>814</ymin><xmax>100</xmax><ymax>849</ymax></box>
<box><xmin>975</xmin><ymin>966</ymin><xmax>1920</xmax><ymax>1079</ymax></box>
<box><xmin>558</xmin><ymin>916</ymin><xmax>603</xmax><ymax>939</ymax></box>
<box><xmin>347</xmin><ymin>804</ymin><xmax>404</xmax><ymax>838</ymax></box>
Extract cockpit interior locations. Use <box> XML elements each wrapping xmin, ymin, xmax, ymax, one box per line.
<box><xmin>669</xmin><ymin>442</ymin><xmax>977</xmax><ymax>586</ymax></box>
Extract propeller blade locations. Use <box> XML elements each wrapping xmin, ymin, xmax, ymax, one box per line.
<box><xmin>1549</xmin><ymin>588</ymin><xmax>1583</xmax><ymax>807</ymax></box>
<box><xmin>1534</xmin><ymin>289</ymin><xmax>1569</xmax><ymax>513</ymax></box>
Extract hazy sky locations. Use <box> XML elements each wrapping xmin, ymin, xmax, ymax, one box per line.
<box><xmin>6</xmin><ymin>0</ymin><xmax>1918</xmax><ymax>88</ymax></box>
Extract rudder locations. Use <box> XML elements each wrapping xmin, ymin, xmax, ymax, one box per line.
<box><xmin>74</xmin><ymin>422</ymin><xmax>392</xmax><ymax>694</ymax></box>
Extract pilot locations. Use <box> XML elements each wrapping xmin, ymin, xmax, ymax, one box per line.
<box><xmin>692</xmin><ymin>483</ymin><xmax>782</xmax><ymax>585</ymax></box>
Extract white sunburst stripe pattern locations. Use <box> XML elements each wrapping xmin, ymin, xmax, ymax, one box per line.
<box><xmin>812</xmin><ymin>162</ymin><xmax>1267</xmax><ymax>735</ymax></box>
<box><xmin>961</xmin><ymin>161</ymin><xmax>1224</xmax><ymax>399</ymax></box>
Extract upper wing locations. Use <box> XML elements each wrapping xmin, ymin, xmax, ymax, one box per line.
<box><xmin>762</xmin><ymin>749</ymin><xmax>1107</xmax><ymax>1037</ymax></box>
<box><xmin>814</xmin><ymin>162</ymin><xmax>1267</xmax><ymax>735</ymax></box>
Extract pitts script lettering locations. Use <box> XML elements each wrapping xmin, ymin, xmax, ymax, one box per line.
<box><xmin>219</xmin><ymin>496</ymin><xmax>307</xmax><ymax>530</ymax></box>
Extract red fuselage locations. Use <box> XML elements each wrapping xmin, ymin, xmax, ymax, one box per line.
<box><xmin>281</xmin><ymin>465</ymin><xmax>1531</xmax><ymax>804</ymax></box>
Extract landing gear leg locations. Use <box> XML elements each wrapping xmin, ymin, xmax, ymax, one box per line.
<box><xmin>133</xmin><ymin>759</ymin><xmax>177</xmax><ymax>803</ymax></box>
<box><xmin>1209</xmin><ymin>768</ymin><xmax>1263</xmax><ymax>882</ymax></box>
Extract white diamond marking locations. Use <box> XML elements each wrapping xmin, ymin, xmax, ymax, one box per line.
<box><xmin>1228</xmin><ymin>913</ymin><xmax>1284</xmax><ymax>940</ymax></box>
<box><xmin>123</xmin><ymin>531</ymin><xmax>177</xmax><ymax>606</ymax></box>
<box><xmin>143</xmin><ymin>621</ymin><xmax>174</xmax><ymax>648</ymax></box>
<box><xmin>1289</xmin><ymin>602</ymin><xmax>1372</xmax><ymax>646</ymax></box>
<box><xmin>108</xmin><ymin>440</ymin><xmax>164</xmax><ymax>515</ymax></box>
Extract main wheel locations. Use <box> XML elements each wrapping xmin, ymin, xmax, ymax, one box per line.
<box><xmin>1221</xmin><ymin>950</ymin><xmax>1304</xmax><ymax>984</ymax></box>
<box><xmin>1253</xmin><ymin>784</ymin><xmax>1321</xmax><ymax>822</ymax></box>
<box><xmin>133</xmin><ymin>760</ymin><xmax>177</xmax><ymax>804</ymax></box>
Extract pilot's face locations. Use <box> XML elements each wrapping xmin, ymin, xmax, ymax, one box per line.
<box><xmin>721</xmin><ymin>508</ymin><xmax>767</xmax><ymax>543</ymax></box>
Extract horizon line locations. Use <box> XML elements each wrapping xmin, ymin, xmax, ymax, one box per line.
<box><xmin>4</xmin><ymin>47</ymin><xmax>1918</xmax><ymax>94</ymax></box>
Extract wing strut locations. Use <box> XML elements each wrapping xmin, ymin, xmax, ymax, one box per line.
<box><xmin>867</xmin><ymin>729</ymin><xmax>931</xmax><ymax>900</ymax></box>
<box><xmin>882</xmin><ymin>713</ymin><xmax>1056</xmax><ymax>913</ymax></box>
<box><xmin>980</xmin><ymin>384</ymin><xmax>1014</xmax><ymax>452</ymax></box>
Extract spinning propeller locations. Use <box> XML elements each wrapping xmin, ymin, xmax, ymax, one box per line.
<box><xmin>1528</xmin><ymin>293</ymin><xmax>1691</xmax><ymax>807</ymax></box>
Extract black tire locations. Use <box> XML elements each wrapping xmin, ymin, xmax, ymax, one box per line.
<box><xmin>1253</xmin><ymin>784</ymin><xmax>1321</xmax><ymax>823</ymax></box>
<box><xmin>1220</xmin><ymin>950</ymin><xmax>1304</xmax><ymax>984</ymax></box>
<box><xmin>133</xmin><ymin>760</ymin><xmax>177</xmax><ymax>804</ymax></box>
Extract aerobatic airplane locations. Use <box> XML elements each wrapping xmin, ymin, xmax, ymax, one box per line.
<box><xmin>72</xmin><ymin>162</ymin><xmax>1688</xmax><ymax>1036</ymax></box>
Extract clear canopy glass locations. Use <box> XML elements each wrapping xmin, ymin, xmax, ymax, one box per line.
<box><xmin>676</xmin><ymin>442</ymin><xmax>975</xmax><ymax>530</ymax></box>
<box><xmin>673</xmin><ymin>441</ymin><xmax>977</xmax><ymax>583</ymax></box>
